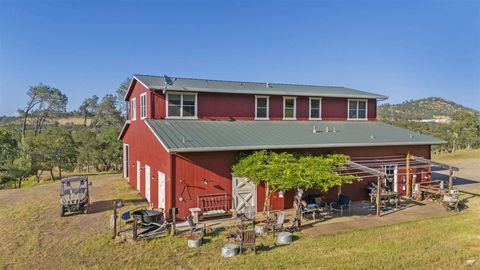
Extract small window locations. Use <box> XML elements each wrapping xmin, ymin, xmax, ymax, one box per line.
<box><xmin>131</xmin><ymin>98</ymin><xmax>136</xmax><ymax>120</ymax></box>
<box><xmin>283</xmin><ymin>97</ymin><xmax>296</xmax><ymax>120</ymax></box>
<box><xmin>309</xmin><ymin>98</ymin><xmax>322</xmax><ymax>120</ymax></box>
<box><xmin>123</xmin><ymin>144</ymin><xmax>129</xmax><ymax>178</ymax></box>
<box><xmin>348</xmin><ymin>99</ymin><xmax>367</xmax><ymax>120</ymax></box>
<box><xmin>167</xmin><ymin>93</ymin><xmax>197</xmax><ymax>118</ymax></box>
<box><xmin>140</xmin><ymin>93</ymin><xmax>147</xmax><ymax>119</ymax></box>
<box><xmin>255</xmin><ymin>96</ymin><xmax>269</xmax><ymax>120</ymax></box>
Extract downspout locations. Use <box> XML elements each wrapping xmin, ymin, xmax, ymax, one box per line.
<box><xmin>170</xmin><ymin>152</ymin><xmax>177</xmax><ymax>210</ymax></box>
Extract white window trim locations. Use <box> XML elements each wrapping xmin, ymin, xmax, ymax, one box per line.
<box><xmin>309</xmin><ymin>97</ymin><xmax>322</xmax><ymax>120</ymax></box>
<box><xmin>140</xmin><ymin>92</ymin><xmax>147</xmax><ymax>119</ymax></box>
<box><xmin>165</xmin><ymin>92</ymin><xmax>198</xmax><ymax>119</ymax></box>
<box><xmin>123</xmin><ymin>144</ymin><xmax>129</xmax><ymax>178</ymax></box>
<box><xmin>282</xmin><ymin>96</ymin><xmax>297</xmax><ymax>120</ymax></box>
<box><xmin>255</xmin><ymin>95</ymin><xmax>270</xmax><ymax>120</ymax></box>
<box><xmin>347</xmin><ymin>99</ymin><xmax>368</xmax><ymax>120</ymax></box>
<box><xmin>131</xmin><ymin>98</ymin><xmax>136</xmax><ymax>121</ymax></box>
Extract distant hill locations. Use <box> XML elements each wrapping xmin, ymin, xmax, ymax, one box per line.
<box><xmin>378</xmin><ymin>97</ymin><xmax>479</xmax><ymax>121</ymax></box>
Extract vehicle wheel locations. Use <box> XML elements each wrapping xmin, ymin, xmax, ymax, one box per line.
<box><xmin>59</xmin><ymin>206</ymin><xmax>65</xmax><ymax>217</ymax></box>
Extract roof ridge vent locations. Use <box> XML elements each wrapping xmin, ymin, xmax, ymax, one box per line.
<box><xmin>266</xmin><ymin>83</ymin><xmax>271</xmax><ymax>88</ymax></box>
<box><xmin>325</xmin><ymin>126</ymin><xmax>329</xmax><ymax>133</ymax></box>
<box><xmin>313</xmin><ymin>125</ymin><xmax>317</xmax><ymax>133</ymax></box>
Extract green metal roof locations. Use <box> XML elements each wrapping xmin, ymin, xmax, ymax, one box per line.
<box><xmin>144</xmin><ymin>120</ymin><xmax>445</xmax><ymax>153</ymax></box>
<box><xmin>134</xmin><ymin>74</ymin><xmax>388</xmax><ymax>100</ymax></box>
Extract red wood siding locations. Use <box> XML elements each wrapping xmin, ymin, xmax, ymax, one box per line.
<box><xmin>123</xmin><ymin>82</ymin><xmax>172</xmax><ymax>210</ymax></box>
<box><xmin>164</xmin><ymin>145</ymin><xmax>430</xmax><ymax>218</ymax></box>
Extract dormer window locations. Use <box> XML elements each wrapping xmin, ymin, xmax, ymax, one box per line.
<box><xmin>255</xmin><ymin>96</ymin><xmax>269</xmax><ymax>120</ymax></box>
<box><xmin>167</xmin><ymin>92</ymin><xmax>197</xmax><ymax>119</ymax></box>
<box><xmin>348</xmin><ymin>99</ymin><xmax>367</xmax><ymax>120</ymax></box>
<box><xmin>283</xmin><ymin>97</ymin><xmax>296</xmax><ymax>120</ymax></box>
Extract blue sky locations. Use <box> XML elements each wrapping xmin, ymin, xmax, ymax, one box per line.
<box><xmin>1</xmin><ymin>0</ymin><xmax>479</xmax><ymax>115</ymax></box>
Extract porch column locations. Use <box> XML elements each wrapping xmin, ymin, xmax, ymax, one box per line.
<box><xmin>448</xmin><ymin>167</ymin><xmax>453</xmax><ymax>190</ymax></box>
<box><xmin>376</xmin><ymin>176</ymin><xmax>381</xmax><ymax>217</ymax></box>
<box><xmin>406</xmin><ymin>151</ymin><xmax>411</xmax><ymax>197</ymax></box>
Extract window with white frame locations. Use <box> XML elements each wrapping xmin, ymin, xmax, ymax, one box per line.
<box><xmin>123</xmin><ymin>144</ymin><xmax>129</xmax><ymax>178</ymax></box>
<box><xmin>283</xmin><ymin>97</ymin><xmax>296</xmax><ymax>120</ymax></box>
<box><xmin>131</xmin><ymin>98</ymin><xmax>136</xmax><ymax>120</ymax></box>
<box><xmin>348</xmin><ymin>99</ymin><xmax>367</xmax><ymax>120</ymax></box>
<box><xmin>255</xmin><ymin>96</ymin><xmax>269</xmax><ymax>119</ymax></box>
<box><xmin>309</xmin><ymin>98</ymin><xmax>322</xmax><ymax>120</ymax></box>
<box><xmin>140</xmin><ymin>93</ymin><xmax>147</xmax><ymax>119</ymax></box>
<box><xmin>167</xmin><ymin>92</ymin><xmax>197</xmax><ymax>118</ymax></box>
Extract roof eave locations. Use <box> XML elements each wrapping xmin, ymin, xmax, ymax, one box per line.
<box><xmin>117</xmin><ymin>121</ymin><xmax>131</xmax><ymax>140</ymax></box>
<box><xmin>149</xmin><ymin>86</ymin><xmax>388</xmax><ymax>100</ymax></box>
<box><xmin>166</xmin><ymin>140</ymin><xmax>446</xmax><ymax>153</ymax></box>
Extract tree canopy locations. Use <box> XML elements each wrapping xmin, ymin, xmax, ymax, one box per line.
<box><xmin>232</xmin><ymin>150</ymin><xmax>358</xmax><ymax>217</ymax></box>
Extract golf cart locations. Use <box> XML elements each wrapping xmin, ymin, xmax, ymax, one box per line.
<box><xmin>59</xmin><ymin>176</ymin><xmax>90</xmax><ymax>217</ymax></box>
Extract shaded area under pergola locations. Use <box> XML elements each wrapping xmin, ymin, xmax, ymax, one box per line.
<box><xmin>340</xmin><ymin>153</ymin><xmax>459</xmax><ymax>217</ymax></box>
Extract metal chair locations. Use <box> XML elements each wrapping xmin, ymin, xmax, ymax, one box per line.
<box><xmin>186</xmin><ymin>214</ymin><xmax>206</xmax><ymax>237</ymax></box>
<box><xmin>330</xmin><ymin>194</ymin><xmax>351</xmax><ymax>216</ymax></box>
<box><xmin>266</xmin><ymin>211</ymin><xmax>286</xmax><ymax>237</ymax></box>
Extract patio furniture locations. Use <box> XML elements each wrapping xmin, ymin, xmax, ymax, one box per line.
<box><xmin>300</xmin><ymin>200</ymin><xmax>320</xmax><ymax>220</ymax></box>
<box><xmin>197</xmin><ymin>193</ymin><xmax>231</xmax><ymax>220</ymax></box>
<box><xmin>329</xmin><ymin>194</ymin><xmax>351</xmax><ymax>216</ymax></box>
<box><xmin>442</xmin><ymin>189</ymin><xmax>460</xmax><ymax>212</ymax></box>
<box><xmin>266</xmin><ymin>211</ymin><xmax>286</xmax><ymax>237</ymax></box>
<box><xmin>186</xmin><ymin>214</ymin><xmax>206</xmax><ymax>236</ymax></box>
<box><xmin>237</xmin><ymin>229</ymin><xmax>256</xmax><ymax>254</ymax></box>
<box><xmin>370</xmin><ymin>191</ymin><xmax>401</xmax><ymax>209</ymax></box>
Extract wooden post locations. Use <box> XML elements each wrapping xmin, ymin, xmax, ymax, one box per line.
<box><xmin>448</xmin><ymin>167</ymin><xmax>453</xmax><ymax>190</ymax></box>
<box><xmin>133</xmin><ymin>216</ymin><xmax>138</xmax><ymax>241</ymax></box>
<box><xmin>170</xmin><ymin>208</ymin><xmax>177</xmax><ymax>236</ymax></box>
<box><xmin>376</xmin><ymin>176</ymin><xmax>381</xmax><ymax>217</ymax></box>
<box><xmin>112</xmin><ymin>200</ymin><xmax>117</xmax><ymax>239</ymax></box>
<box><xmin>406</xmin><ymin>151</ymin><xmax>411</xmax><ymax>197</ymax></box>
<box><xmin>338</xmin><ymin>185</ymin><xmax>342</xmax><ymax>197</ymax></box>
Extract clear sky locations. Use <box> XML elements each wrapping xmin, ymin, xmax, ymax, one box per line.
<box><xmin>1</xmin><ymin>0</ymin><xmax>479</xmax><ymax>116</ymax></box>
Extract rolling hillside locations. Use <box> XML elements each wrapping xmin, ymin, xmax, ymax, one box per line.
<box><xmin>378</xmin><ymin>97</ymin><xmax>479</xmax><ymax>121</ymax></box>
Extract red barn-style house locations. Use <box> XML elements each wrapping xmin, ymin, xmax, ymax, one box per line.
<box><xmin>119</xmin><ymin>75</ymin><xmax>444</xmax><ymax>219</ymax></box>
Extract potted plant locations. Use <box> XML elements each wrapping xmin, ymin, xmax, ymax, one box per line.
<box><xmin>187</xmin><ymin>233</ymin><xmax>203</xmax><ymax>248</ymax></box>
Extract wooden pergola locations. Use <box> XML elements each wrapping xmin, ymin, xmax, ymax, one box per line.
<box><xmin>342</xmin><ymin>153</ymin><xmax>459</xmax><ymax>217</ymax></box>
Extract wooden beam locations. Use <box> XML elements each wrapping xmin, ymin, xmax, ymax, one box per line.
<box><xmin>406</xmin><ymin>151</ymin><xmax>411</xmax><ymax>197</ymax></box>
<box><xmin>345</xmin><ymin>161</ymin><xmax>386</xmax><ymax>177</ymax></box>
<box><xmin>411</xmin><ymin>156</ymin><xmax>460</xmax><ymax>171</ymax></box>
<box><xmin>376</xmin><ymin>176</ymin><xmax>381</xmax><ymax>217</ymax></box>
<box><xmin>448</xmin><ymin>167</ymin><xmax>453</xmax><ymax>190</ymax></box>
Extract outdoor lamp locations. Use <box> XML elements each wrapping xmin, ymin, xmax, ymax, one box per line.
<box><xmin>203</xmin><ymin>178</ymin><xmax>208</xmax><ymax>185</ymax></box>
<box><xmin>278</xmin><ymin>191</ymin><xmax>284</xmax><ymax>198</ymax></box>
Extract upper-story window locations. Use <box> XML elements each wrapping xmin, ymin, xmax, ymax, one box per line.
<box><xmin>167</xmin><ymin>92</ymin><xmax>197</xmax><ymax>118</ymax></box>
<box><xmin>140</xmin><ymin>93</ymin><xmax>147</xmax><ymax>119</ymax></box>
<box><xmin>255</xmin><ymin>96</ymin><xmax>269</xmax><ymax>120</ymax></box>
<box><xmin>131</xmin><ymin>98</ymin><xmax>136</xmax><ymax>120</ymax></box>
<box><xmin>309</xmin><ymin>97</ymin><xmax>322</xmax><ymax>120</ymax></box>
<box><xmin>348</xmin><ymin>99</ymin><xmax>367</xmax><ymax>120</ymax></box>
<box><xmin>283</xmin><ymin>97</ymin><xmax>296</xmax><ymax>120</ymax></box>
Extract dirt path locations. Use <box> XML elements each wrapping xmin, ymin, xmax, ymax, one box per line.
<box><xmin>0</xmin><ymin>174</ymin><xmax>146</xmax><ymax>270</ymax></box>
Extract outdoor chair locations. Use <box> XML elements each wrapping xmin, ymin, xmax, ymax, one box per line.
<box><xmin>300</xmin><ymin>200</ymin><xmax>320</xmax><ymax>220</ymax></box>
<box><xmin>266</xmin><ymin>211</ymin><xmax>286</xmax><ymax>237</ymax></box>
<box><xmin>330</xmin><ymin>194</ymin><xmax>351</xmax><ymax>216</ymax></box>
<box><xmin>186</xmin><ymin>214</ymin><xmax>206</xmax><ymax>237</ymax></box>
<box><xmin>237</xmin><ymin>229</ymin><xmax>256</xmax><ymax>254</ymax></box>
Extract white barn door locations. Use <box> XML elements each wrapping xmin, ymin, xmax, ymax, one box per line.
<box><xmin>136</xmin><ymin>161</ymin><xmax>141</xmax><ymax>191</ymax></box>
<box><xmin>145</xmin><ymin>165</ymin><xmax>151</xmax><ymax>202</ymax></box>
<box><xmin>232</xmin><ymin>176</ymin><xmax>256</xmax><ymax>213</ymax></box>
<box><xmin>158</xmin><ymin>171</ymin><xmax>166</xmax><ymax>209</ymax></box>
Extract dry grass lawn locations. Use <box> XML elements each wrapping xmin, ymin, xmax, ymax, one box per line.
<box><xmin>1</xmin><ymin>173</ymin><xmax>479</xmax><ymax>269</ymax></box>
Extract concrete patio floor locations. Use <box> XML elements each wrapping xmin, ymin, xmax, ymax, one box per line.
<box><xmin>200</xmin><ymin>198</ymin><xmax>452</xmax><ymax>236</ymax></box>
